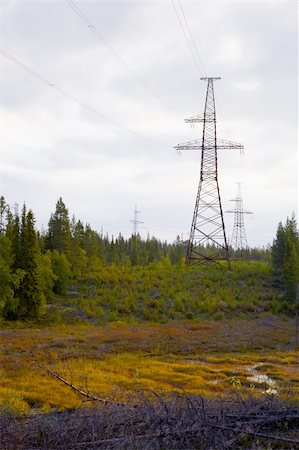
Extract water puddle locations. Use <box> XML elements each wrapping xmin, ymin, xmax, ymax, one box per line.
<box><xmin>182</xmin><ymin>359</ymin><xmax>279</xmax><ymax>395</ymax></box>
<box><xmin>246</xmin><ymin>365</ymin><xmax>277</xmax><ymax>395</ymax></box>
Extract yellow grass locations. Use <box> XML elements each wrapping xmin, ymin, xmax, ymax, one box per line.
<box><xmin>0</xmin><ymin>320</ymin><xmax>298</xmax><ymax>412</ymax></box>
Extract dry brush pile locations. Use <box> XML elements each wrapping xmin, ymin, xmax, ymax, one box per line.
<box><xmin>1</xmin><ymin>392</ymin><xmax>298</xmax><ymax>450</ymax></box>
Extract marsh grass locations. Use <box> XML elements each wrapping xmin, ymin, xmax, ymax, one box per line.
<box><xmin>0</xmin><ymin>319</ymin><xmax>298</xmax><ymax>413</ymax></box>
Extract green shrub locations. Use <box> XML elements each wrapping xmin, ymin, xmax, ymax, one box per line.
<box><xmin>213</xmin><ymin>311</ymin><xmax>224</xmax><ymax>321</ymax></box>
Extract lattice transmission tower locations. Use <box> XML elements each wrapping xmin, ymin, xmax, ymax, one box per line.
<box><xmin>226</xmin><ymin>183</ymin><xmax>252</xmax><ymax>254</ymax></box>
<box><xmin>130</xmin><ymin>204</ymin><xmax>143</xmax><ymax>235</ymax></box>
<box><xmin>175</xmin><ymin>77</ymin><xmax>244</xmax><ymax>266</ymax></box>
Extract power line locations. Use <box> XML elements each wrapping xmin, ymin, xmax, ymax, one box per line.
<box><xmin>65</xmin><ymin>0</ymin><xmax>175</xmax><ymax>112</ymax></box>
<box><xmin>0</xmin><ymin>48</ymin><xmax>55</xmax><ymax>86</ymax></box>
<box><xmin>0</xmin><ymin>48</ymin><xmax>171</xmax><ymax>149</ymax></box>
<box><xmin>176</xmin><ymin>0</ymin><xmax>206</xmax><ymax>75</ymax></box>
<box><xmin>170</xmin><ymin>0</ymin><xmax>206</xmax><ymax>76</ymax></box>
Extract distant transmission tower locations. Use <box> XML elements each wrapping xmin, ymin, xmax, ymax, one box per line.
<box><xmin>130</xmin><ymin>204</ymin><xmax>143</xmax><ymax>235</ymax></box>
<box><xmin>226</xmin><ymin>183</ymin><xmax>253</xmax><ymax>254</ymax></box>
<box><xmin>12</xmin><ymin>202</ymin><xmax>19</xmax><ymax>218</ymax></box>
<box><xmin>175</xmin><ymin>77</ymin><xmax>244</xmax><ymax>266</ymax></box>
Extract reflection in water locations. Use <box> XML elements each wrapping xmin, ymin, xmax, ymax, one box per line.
<box><xmin>247</xmin><ymin>366</ymin><xmax>278</xmax><ymax>395</ymax></box>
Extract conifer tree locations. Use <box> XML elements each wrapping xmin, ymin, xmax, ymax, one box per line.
<box><xmin>284</xmin><ymin>236</ymin><xmax>299</xmax><ymax>302</ymax></box>
<box><xmin>10</xmin><ymin>215</ymin><xmax>21</xmax><ymax>272</ymax></box>
<box><xmin>272</xmin><ymin>222</ymin><xmax>287</xmax><ymax>274</ymax></box>
<box><xmin>272</xmin><ymin>214</ymin><xmax>299</xmax><ymax>302</ymax></box>
<box><xmin>129</xmin><ymin>234</ymin><xmax>142</xmax><ymax>265</ymax></box>
<box><xmin>46</xmin><ymin>197</ymin><xmax>71</xmax><ymax>255</ymax></box>
<box><xmin>69</xmin><ymin>217</ymin><xmax>89</xmax><ymax>280</ymax></box>
<box><xmin>17</xmin><ymin>207</ymin><xmax>43</xmax><ymax>318</ymax></box>
<box><xmin>83</xmin><ymin>224</ymin><xmax>100</xmax><ymax>258</ymax></box>
<box><xmin>0</xmin><ymin>234</ymin><xmax>14</xmax><ymax>314</ymax></box>
<box><xmin>0</xmin><ymin>200</ymin><xmax>24</xmax><ymax>319</ymax></box>
<box><xmin>0</xmin><ymin>195</ymin><xmax>8</xmax><ymax>234</ymax></box>
<box><xmin>2</xmin><ymin>205</ymin><xmax>43</xmax><ymax>319</ymax></box>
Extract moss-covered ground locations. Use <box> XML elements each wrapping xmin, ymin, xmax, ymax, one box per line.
<box><xmin>1</xmin><ymin>319</ymin><xmax>298</xmax><ymax>413</ymax></box>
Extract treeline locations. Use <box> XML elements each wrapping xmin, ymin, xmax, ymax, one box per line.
<box><xmin>0</xmin><ymin>195</ymin><xmax>297</xmax><ymax>321</ymax></box>
<box><xmin>0</xmin><ymin>196</ymin><xmax>186</xmax><ymax>320</ymax></box>
<box><xmin>272</xmin><ymin>214</ymin><xmax>299</xmax><ymax>302</ymax></box>
<box><xmin>43</xmin><ymin>198</ymin><xmax>186</xmax><ymax>266</ymax></box>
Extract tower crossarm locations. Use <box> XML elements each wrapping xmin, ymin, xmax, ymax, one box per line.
<box><xmin>184</xmin><ymin>114</ymin><xmax>215</xmax><ymax>124</ymax></box>
<box><xmin>174</xmin><ymin>138</ymin><xmax>244</xmax><ymax>152</ymax></box>
<box><xmin>200</xmin><ymin>77</ymin><xmax>221</xmax><ymax>81</ymax></box>
<box><xmin>174</xmin><ymin>139</ymin><xmax>201</xmax><ymax>152</ymax></box>
<box><xmin>216</xmin><ymin>139</ymin><xmax>244</xmax><ymax>150</ymax></box>
<box><xmin>185</xmin><ymin>114</ymin><xmax>203</xmax><ymax>123</ymax></box>
<box><xmin>226</xmin><ymin>209</ymin><xmax>253</xmax><ymax>214</ymax></box>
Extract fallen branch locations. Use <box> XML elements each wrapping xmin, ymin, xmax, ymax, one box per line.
<box><xmin>35</xmin><ymin>361</ymin><xmax>135</xmax><ymax>409</ymax></box>
<box><xmin>68</xmin><ymin>421</ymin><xmax>299</xmax><ymax>448</ymax></box>
<box><xmin>210</xmin><ymin>423</ymin><xmax>299</xmax><ymax>445</ymax></box>
<box><xmin>259</xmin><ymin>319</ymin><xmax>285</xmax><ymax>329</ymax></box>
<box><xmin>72</xmin><ymin>431</ymin><xmax>163</xmax><ymax>448</ymax></box>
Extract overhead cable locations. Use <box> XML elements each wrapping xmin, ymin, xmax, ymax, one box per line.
<box><xmin>177</xmin><ymin>0</ymin><xmax>206</xmax><ymax>75</ymax></box>
<box><xmin>0</xmin><ymin>48</ymin><xmax>170</xmax><ymax>149</ymax></box>
<box><xmin>65</xmin><ymin>0</ymin><xmax>175</xmax><ymax>111</ymax></box>
<box><xmin>170</xmin><ymin>0</ymin><xmax>206</xmax><ymax>76</ymax></box>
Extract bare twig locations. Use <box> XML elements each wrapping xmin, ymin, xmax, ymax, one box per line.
<box><xmin>259</xmin><ymin>319</ymin><xmax>285</xmax><ymax>329</ymax></box>
<box><xmin>35</xmin><ymin>361</ymin><xmax>136</xmax><ymax>409</ymax></box>
<box><xmin>72</xmin><ymin>431</ymin><xmax>163</xmax><ymax>447</ymax></box>
<box><xmin>210</xmin><ymin>423</ymin><xmax>299</xmax><ymax>445</ymax></box>
<box><xmin>70</xmin><ymin>423</ymin><xmax>299</xmax><ymax>448</ymax></box>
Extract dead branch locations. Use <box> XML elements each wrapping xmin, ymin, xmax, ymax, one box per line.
<box><xmin>35</xmin><ymin>361</ymin><xmax>136</xmax><ymax>409</ymax></box>
<box><xmin>71</xmin><ymin>431</ymin><xmax>163</xmax><ymax>448</ymax></box>
<box><xmin>210</xmin><ymin>423</ymin><xmax>299</xmax><ymax>445</ymax></box>
<box><xmin>259</xmin><ymin>319</ymin><xmax>285</xmax><ymax>329</ymax></box>
<box><xmin>72</xmin><ymin>423</ymin><xmax>299</xmax><ymax>448</ymax></box>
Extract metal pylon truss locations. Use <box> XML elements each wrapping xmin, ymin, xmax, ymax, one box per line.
<box><xmin>226</xmin><ymin>183</ymin><xmax>253</xmax><ymax>255</ymax></box>
<box><xmin>175</xmin><ymin>77</ymin><xmax>244</xmax><ymax>266</ymax></box>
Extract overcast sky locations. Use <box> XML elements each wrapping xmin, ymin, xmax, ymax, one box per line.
<box><xmin>0</xmin><ymin>0</ymin><xmax>297</xmax><ymax>246</ymax></box>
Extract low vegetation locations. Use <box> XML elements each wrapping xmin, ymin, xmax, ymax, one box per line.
<box><xmin>0</xmin><ymin>320</ymin><xmax>298</xmax><ymax>414</ymax></box>
<box><xmin>43</xmin><ymin>260</ymin><xmax>293</xmax><ymax>325</ymax></box>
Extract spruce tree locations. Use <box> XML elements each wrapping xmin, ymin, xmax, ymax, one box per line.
<box><xmin>0</xmin><ymin>195</ymin><xmax>8</xmax><ymax>235</ymax></box>
<box><xmin>17</xmin><ymin>208</ymin><xmax>43</xmax><ymax>318</ymax></box>
<box><xmin>46</xmin><ymin>197</ymin><xmax>71</xmax><ymax>255</ymax></box>
<box><xmin>284</xmin><ymin>236</ymin><xmax>299</xmax><ymax>302</ymax></box>
<box><xmin>83</xmin><ymin>224</ymin><xmax>100</xmax><ymax>258</ymax></box>
<box><xmin>272</xmin><ymin>214</ymin><xmax>299</xmax><ymax>302</ymax></box>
